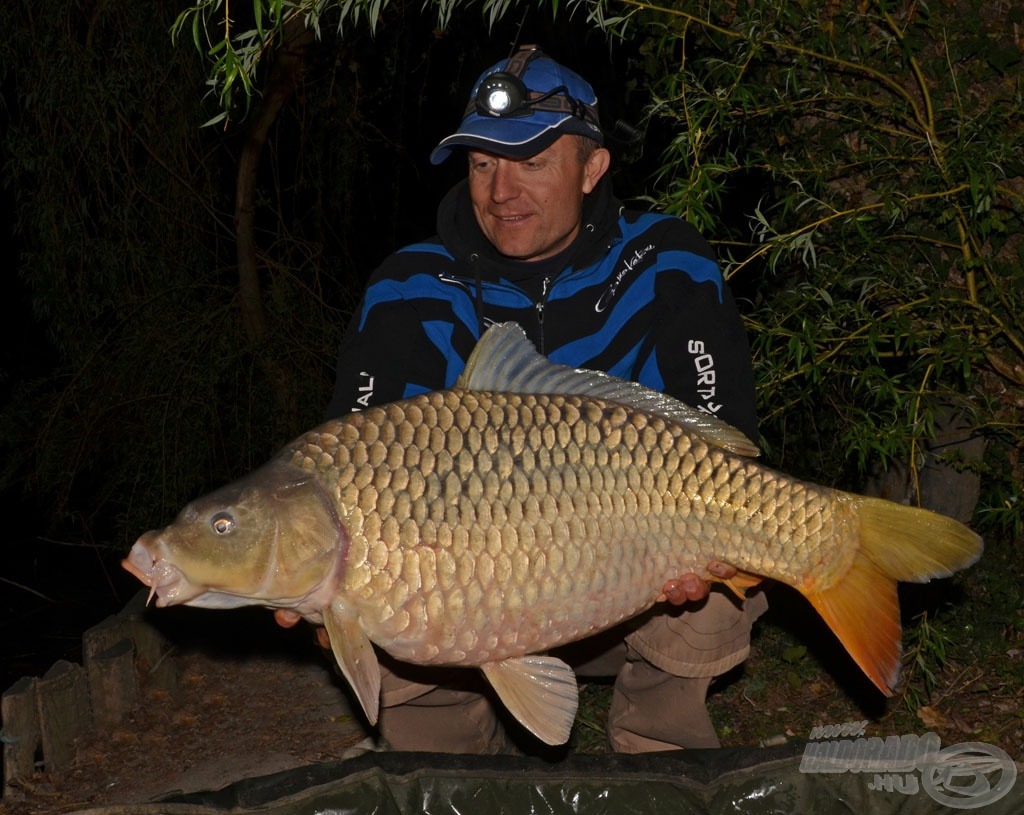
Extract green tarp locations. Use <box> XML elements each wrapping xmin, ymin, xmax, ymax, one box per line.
<box><xmin>71</xmin><ymin>742</ymin><xmax>1022</xmax><ymax>814</ymax></box>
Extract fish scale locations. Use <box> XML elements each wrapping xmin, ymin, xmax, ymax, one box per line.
<box><xmin>122</xmin><ymin>322</ymin><xmax>982</xmax><ymax>745</ymax></box>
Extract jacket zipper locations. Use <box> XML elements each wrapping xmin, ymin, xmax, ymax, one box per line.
<box><xmin>439</xmin><ymin>270</ymin><xmax>556</xmax><ymax>350</ymax></box>
<box><xmin>535</xmin><ymin>275</ymin><xmax>552</xmax><ymax>352</ymax></box>
<box><xmin>437</xmin><ymin>272</ymin><xmax>530</xmax><ymax>301</ymax></box>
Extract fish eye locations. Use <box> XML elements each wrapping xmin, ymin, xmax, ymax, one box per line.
<box><xmin>210</xmin><ymin>511</ymin><xmax>236</xmax><ymax>535</ymax></box>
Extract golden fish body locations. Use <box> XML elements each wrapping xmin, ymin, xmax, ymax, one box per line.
<box><xmin>293</xmin><ymin>389</ymin><xmax>846</xmax><ymax>668</ymax></box>
<box><xmin>124</xmin><ymin>323</ymin><xmax>981</xmax><ymax>745</ymax></box>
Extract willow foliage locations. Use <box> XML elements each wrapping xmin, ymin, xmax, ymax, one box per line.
<box><xmin>624</xmin><ymin>1</ymin><xmax>1023</xmax><ymax>518</ymax></box>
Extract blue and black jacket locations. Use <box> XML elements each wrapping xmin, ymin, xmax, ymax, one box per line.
<box><xmin>328</xmin><ymin>177</ymin><xmax>759</xmax><ymax>442</ymax></box>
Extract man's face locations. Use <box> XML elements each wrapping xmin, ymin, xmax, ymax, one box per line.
<box><xmin>467</xmin><ymin>135</ymin><xmax>610</xmax><ymax>261</ymax></box>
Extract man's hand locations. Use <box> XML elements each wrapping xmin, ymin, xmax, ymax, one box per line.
<box><xmin>274</xmin><ymin>608</ymin><xmax>330</xmax><ymax>648</ymax></box>
<box><xmin>657</xmin><ymin>561</ymin><xmax>737</xmax><ymax>605</ymax></box>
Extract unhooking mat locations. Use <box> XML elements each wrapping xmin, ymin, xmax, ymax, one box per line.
<box><xmin>69</xmin><ymin>740</ymin><xmax>1021</xmax><ymax>815</ymax></box>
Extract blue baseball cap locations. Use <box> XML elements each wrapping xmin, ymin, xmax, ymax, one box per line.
<box><xmin>430</xmin><ymin>46</ymin><xmax>603</xmax><ymax>165</ymax></box>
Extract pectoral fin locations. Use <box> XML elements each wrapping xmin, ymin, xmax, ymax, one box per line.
<box><xmin>323</xmin><ymin>602</ymin><xmax>381</xmax><ymax>725</ymax></box>
<box><xmin>481</xmin><ymin>655</ymin><xmax>578</xmax><ymax>746</ymax></box>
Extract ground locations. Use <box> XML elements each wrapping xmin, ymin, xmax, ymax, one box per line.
<box><xmin>0</xmin><ymin>611</ymin><xmax>367</xmax><ymax>813</ymax></box>
<box><xmin>1</xmin><ymin>578</ymin><xmax>1022</xmax><ymax>814</ymax></box>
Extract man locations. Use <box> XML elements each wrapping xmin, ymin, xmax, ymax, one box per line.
<box><xmin>278</xmin><ymin>45</ymin><xmax>766</xmax><ymax>753</ymax></box>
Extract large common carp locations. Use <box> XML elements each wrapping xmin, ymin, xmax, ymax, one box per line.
<box><xmin>123</xmin><ymin>323</ymin><xmax>982</xmax><ymax>745</ymax></box>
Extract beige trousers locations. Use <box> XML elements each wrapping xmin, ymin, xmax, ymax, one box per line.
<box><xmin>372</xmin><ymin>587</ymin><xmax>768</xmax><ymax>753</ymax></box>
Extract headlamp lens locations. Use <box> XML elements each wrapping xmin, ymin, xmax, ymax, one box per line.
<box><xmin>476</xmin><ymin>73</ymin><xmax>528</xmax><ymax>117</ymax></box>
<box><xmin>485</xmin><ymin>87</ymin><xmax>513</xmax><ymax>114</ymax></box>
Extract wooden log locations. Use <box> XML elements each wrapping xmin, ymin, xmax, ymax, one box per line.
<box><xmin>86</xmin><ymin>639</ymin><xmax>138</xmax><ymax>730</ymax></box>
<box><xmin>121</xmin><ymin>590</ymin><xmax>178</xmax><ymax>691</ymax></box>
<box><xmin>83</xmin><ymin>613</ymin><xmax>141</xmax><ymax>728</ymax></box>
<box><xmin>2</xmin><ymin>676</ymin><xmax>40</xmax><ymax>796</ymax></box>
<box><xmin>129</xmin><ymin>613</ymin><xmax>179</xmax><ymax>691</ymax></box>
<box><xmin>83</xmin><ymin>612</ymin><xmax>134</xmax><ymax>664</ymax></box>
<box><xmin>35</xmin><ymin>660</ymin><xmax>91</xmax><ymax>772</ymax></box>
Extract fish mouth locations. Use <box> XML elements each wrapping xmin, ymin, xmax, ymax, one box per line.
<box><xmin>122</xmin><ymin>538</ymin><xmax>203</xmax><ymax>607</ymax></box>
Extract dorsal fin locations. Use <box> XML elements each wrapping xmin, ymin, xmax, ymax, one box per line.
<box><xmin>457</xmin><ymin>322</ymin><xmax>760</xmax><ymax>457</ymax></box>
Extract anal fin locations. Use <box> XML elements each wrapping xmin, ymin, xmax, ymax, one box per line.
<box><xmin>481</xmin><ymin>655</ymin><xmax>578</xmax><ymax>745</ymax></box>
<box><xmin>324</xmin><ymin>601</ymin><xmax>382</xmax><ymax>725</ymax></box>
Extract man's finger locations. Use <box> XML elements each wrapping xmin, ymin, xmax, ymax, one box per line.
<box><xmin>660</xmin><ymin>573</ymin><xmax>710</xmax><ymax>605</ymax></box>
<box><xmin>274</xmin><ymin>608</ymin><xmax>302</xmax><ymax>628</ymax></box>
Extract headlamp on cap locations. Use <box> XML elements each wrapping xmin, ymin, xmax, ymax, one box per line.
<box><xmin>470</xmin><ymin>47</ymin><xmax>597</xmax><ymax>127</ymax></box>
<box><xmin>475</xmin><ymin>73</ymin><xmax>588</xmax><ymax>122</ymax></box>
<box><xmin>476</xmin><ymin>73</ymin><xmax>530</xmax><ymax>117</ymax></box>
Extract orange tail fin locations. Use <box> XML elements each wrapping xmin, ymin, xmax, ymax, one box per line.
<box><xmin>802</xmin><ymin>496</ymin><xmax>982</xmax><ymax>695</ymax></box>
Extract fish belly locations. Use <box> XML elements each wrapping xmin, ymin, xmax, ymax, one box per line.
<box><xmin>289</xmin><ymin>390</ymin><xmax>848</xmax><ymax>667</ymax></box>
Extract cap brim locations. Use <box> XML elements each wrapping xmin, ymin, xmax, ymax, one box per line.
<box><xmin>430</xmin><ymin>128</ymin><xmax>563</xmax><ymax>165</ymax></box>
<box><xmin>430</xmin><ymin>110</ymin><xmax>603</xmax><ymax>165</ymax></box>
